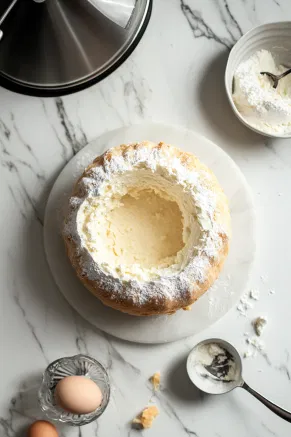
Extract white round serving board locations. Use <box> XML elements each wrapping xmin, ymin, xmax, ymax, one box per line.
<box><xmin>44</xmin><ymin>123</ymin><xmax>256</xmax><ymax>343</ymax></box>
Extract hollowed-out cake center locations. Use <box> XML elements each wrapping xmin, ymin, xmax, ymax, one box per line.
<box><xmin>106</xmin><ymin>188</ymin><xmax>184</xmax><ymax>268</ymax></box>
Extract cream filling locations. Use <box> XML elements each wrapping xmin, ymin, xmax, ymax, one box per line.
<box><xmin>105</xmin><ymin>188</ymin><xmax>184</xmax><ymax>268</ymax></box>
<box><xmin>77</xmin><ymin>170</ymin><xmax>202</xmax><ymax>281</ymax></box>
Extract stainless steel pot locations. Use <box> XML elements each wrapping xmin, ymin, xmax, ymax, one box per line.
<box><xmin>0</xmin><ymin>0</ymin><xmax>152</xmax><ymax>96</ymax></box>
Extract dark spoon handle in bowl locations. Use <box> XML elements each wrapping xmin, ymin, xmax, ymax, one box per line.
<box><xmin>261</xmin><ymin>68</ymin><xmax>291</xmax><ymax>89</ymax></box>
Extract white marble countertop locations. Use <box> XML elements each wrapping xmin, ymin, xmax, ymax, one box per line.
<box><xmin>1</xmin><ymin>1</ymin><xmax>291</xmax><ymax>436</ymax></box>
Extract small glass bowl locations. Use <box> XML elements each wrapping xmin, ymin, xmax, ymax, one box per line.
<box><xmin>38</xmin><ymin>354</ymin><xmax>110</xmax><ymax>426</ymax></box>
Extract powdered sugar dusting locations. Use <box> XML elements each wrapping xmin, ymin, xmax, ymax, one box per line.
<box><xmin>64</xmin><ymin>142</ymin><xmax>230</xmax><ymax>308</ymax></box>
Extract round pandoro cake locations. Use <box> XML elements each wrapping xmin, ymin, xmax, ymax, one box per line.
<box><xmin>63</xmin><ymin>141</ymin><xmax>231</xmax><ymax>316</ymax></box>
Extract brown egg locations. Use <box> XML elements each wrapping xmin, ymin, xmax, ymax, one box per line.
<box><xmin>55</xmin><ymin>375</ymin><xmax>103</xmax><ymax>414</ymax></box>
<box><xmin>27</xmin><ymin>420</ymin><xmax>58</xmax><ymax>437</ymax></box>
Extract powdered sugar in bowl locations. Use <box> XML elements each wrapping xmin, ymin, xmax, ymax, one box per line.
<box><xmin>225</xmin><ymin>22</ymin><xmax>291</xmax><ymax>138</ymax></box>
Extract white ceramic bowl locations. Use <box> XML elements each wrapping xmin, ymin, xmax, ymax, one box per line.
<box><xmin>225</xmin><ymin>22</ymin><xmax>291</xmax><ymax>138</ymax></box>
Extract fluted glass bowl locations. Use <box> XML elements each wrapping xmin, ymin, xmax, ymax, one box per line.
<box><xmin>39</xmin><ymin>354</ymin><xmax>110</xmax><ymax>426</ymax></box>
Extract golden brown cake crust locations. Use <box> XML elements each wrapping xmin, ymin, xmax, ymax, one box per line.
<box><xmin>63</xmin><ymin>142</ymin><xmax>231</xmax><ymax>316</ymax></box>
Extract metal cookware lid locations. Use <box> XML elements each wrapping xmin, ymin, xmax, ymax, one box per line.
<box><xmin>0</xmin><ymin>0</ymin><xmax>151</xmax><ymax>96</ymax></box>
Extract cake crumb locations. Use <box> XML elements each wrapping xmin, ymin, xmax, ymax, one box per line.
<box><xmin>243</xmin><ymin>350</ymin><xmax>253</xmax><ymax>359</ymax></box>
<box><xmin>150</xmin><ymin>372</ymin><xmax>161</xmax><ymax>391</ymax></box>
<box><xmin>132</xmin><ymin>406</ymin><xmax>159</xmax><ymax>429</ymax></box>
<box><xmin>253</xmin><ymin>317</ymin><xmax>267</xmax><ymax>336</ymax></box>
<box><xmin>183</xmin><ymin>305</ymin><xmax>192</xmax><ymax>311</ymax></box>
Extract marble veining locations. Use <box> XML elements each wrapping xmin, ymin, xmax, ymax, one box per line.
<box><xmin>180</xmin><ymin>1</ymin><xmax>235</xmax><ymax>49</ymax></box>
<box><xmin>0</xmin><ymin>0</ymin><xmax>291</xmax><ymax>436</ymax></box>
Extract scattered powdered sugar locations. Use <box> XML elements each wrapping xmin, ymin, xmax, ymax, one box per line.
<box><xmin>64</xmin><ymin>142</ymin><xmax>230</xmax><ymax>307</ymax></box>
<box><xmin>237</xmin><ymin>288</ymin><xmax>263</xmax><ymax>316</ymax></box>
<box><xmin>239</xmin><ymin>278</ymin><xmax>274</xmax><ymax>359</ymax></box>
<box><xmin>244</xmin><ymin>335</ymin><xmax>265</xmax><ymax>359</ymax></box>
<box><xmin>260</xmin><ymin>274</ymin><xmax>268</xmax><ymax>283</ymax></box>
<box><xmin>243</xmin><ymin>350</ymin><xmax>253</xmax><ymax>359</ymax></box>
<box><xmin>249</xmin><ymin>289</ymin><xmax>260</xmax><ymax>300</ymax></box>
<box><xmin>237</xmin><ymin>292</ymin><xmax>253</xmax><ymax>317</ymax></box>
